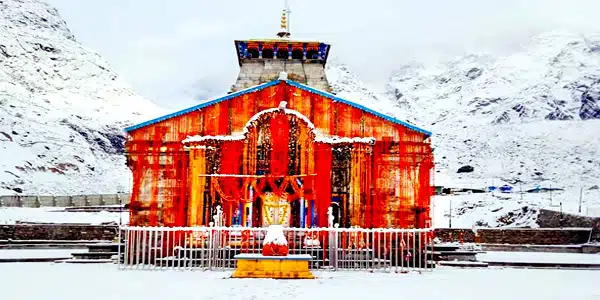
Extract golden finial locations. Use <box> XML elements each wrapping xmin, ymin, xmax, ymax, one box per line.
<box><xmin>280</xmin><ymin>9</ymin><xmax>287</xmax><ymax>30</ymax></box>
<box><xmin>276</xmin><ymin>7</ymin><xmax>291</xmax><ymax>38</ymax></box>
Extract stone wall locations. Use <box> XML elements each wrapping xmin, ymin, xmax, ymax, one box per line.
<box><xmin>231</xmin><ymin>59</ymin><xmax>330</xmax><ymax>92</ymax></box>
<box><xmin>435</xmin><ymin>228</ymin><xmax>592</xmax><ymax>245</ymax></box>
<box><xmin>537</xmin><ymin>208</ymin><xmax>600</xmax><ymax>228</ymax></box>
<box><xmin>0</xmin><ymin>224</ymin><xmax>118</xmax><ymax>241</ymax></box>
<box><xmin>0</xmin><ymin>194</ymin><xmax>130</xmax><ymax>208</ymax></box>
<box><xmin>1</xmin><ymin>224</ymin><xmax>593</xmax><ymax>245</ymax></box>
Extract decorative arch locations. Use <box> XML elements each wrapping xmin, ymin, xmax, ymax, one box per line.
<box><xmin>242</xmin><ymin>106</ymin><xmax>317</xmax><ymax>177</ymax></box>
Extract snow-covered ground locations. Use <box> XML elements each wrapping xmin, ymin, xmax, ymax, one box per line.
<box><xmin>477</xmin><ymin>251</ymin><xmax>600</xmax><ymax>264</ymax></box>
<box><xmin>1</xmin><ymin>263</ymin><xmax>599</xmax><ymax>300</ymax></box>
<box><xmin>0</xmin><ymin>207</ymin><xmax>127</xmax><ymax>225</ymax></box>
<box><xmin>432</xmin><ymin>189</ymin><xmax>600</xmax><ymax>228</ymax></box>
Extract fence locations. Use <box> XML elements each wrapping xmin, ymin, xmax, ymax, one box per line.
<box><xmin>118</xmin><ymin>226</ymin><xmax>435</xmax><ymax>273</ymax></box>
<box><xmin>0</xmin><ymin>194</ymin><xmax>131</xmax><ymax>208</ymax></box>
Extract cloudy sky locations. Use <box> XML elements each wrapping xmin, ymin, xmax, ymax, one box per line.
<box><xmin>47</xmin><ymin>0</ymin><xmax>600</xmax><ymax>109</ymax></box>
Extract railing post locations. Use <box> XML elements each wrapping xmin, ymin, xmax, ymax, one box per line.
<box><xmin>118</xmin><ymin>226</ymin><xmax>122</xmax><ymax>269</ymax></box>
<box><xmin>332</xmin><ymin>223</ymin><xmax>339</xmax><ymax>270</ymax></box>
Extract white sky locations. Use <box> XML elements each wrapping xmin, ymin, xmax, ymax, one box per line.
<box><xmin>46</xmin><ymin>0</ymin><xmax>600</xmax><ymax>109</ymax></box>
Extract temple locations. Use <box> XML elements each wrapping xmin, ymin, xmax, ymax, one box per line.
<box><xmin>231</xmin><ymin>10</ymin><xmax>331</xmax><ymax>92</ymax></box>
<box><xmin>124</xmin><ymin>9</ymin><xmax>434</xmax><ymax>230</ymax></box>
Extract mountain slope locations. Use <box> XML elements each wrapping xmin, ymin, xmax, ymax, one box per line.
<box><xmin>381</xmin><ymin>31</ymin><xmax>600</xmax><ymax>225</ymax></box>
<box><xmin>385</xmin><ymin>31</ymin><xmax>600</xmax><ymax>190</ymax></box>
<box><xmin>325</xmin><ymin>32</ymin><xmax>600</xmax><ymax>226</ymax></box>
<box><xmin>0</xmin><ymin>0</ymin><xmax>164</xmax><ymax>195</ymax></box>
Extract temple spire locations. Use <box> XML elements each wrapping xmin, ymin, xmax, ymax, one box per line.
<box><xmin>276</xmin><ymin>0</ymin><xmax>291</xmax><ymax>38</ymax></box>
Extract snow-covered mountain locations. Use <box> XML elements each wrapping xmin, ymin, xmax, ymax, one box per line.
<box><xmin>384</xmin><ymin>31</ymin><xmax>600</xmax><ymax>190</ymax></box>
<box><xmin>326</xmin><ymin>31</ymin><xmax>600</xmax><ymax>226</ymax></box>
<box><xmin>0</xmin><ymin>0</ymin><xmax>163</xmax><ymax>195</ymax></box>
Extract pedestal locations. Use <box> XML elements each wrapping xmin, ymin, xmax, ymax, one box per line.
<box><xmin>232</xmin><ymin>254</ymin><xmax>314</xmax><ymax>279</ymax></box>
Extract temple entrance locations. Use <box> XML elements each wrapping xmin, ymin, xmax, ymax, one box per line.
<box><xmin>183</xmin><ymin>104</ymin><xmax>375</xmax><ymax>228</ymax></box>
<box><xmin>193</xmin><ymin>174</ymin><xmax>315</xmax><ymax>228</ymax></box>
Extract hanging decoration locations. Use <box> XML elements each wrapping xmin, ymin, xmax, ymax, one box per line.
<box><xmin>315</xmin><ymin>143</ymin><xmax>332</xmax><ymax>228</ymax></box>
<box><xmin>125</xmin><ymin>81</ymin><xmax>434</xmax><ymax>231</ymax></box>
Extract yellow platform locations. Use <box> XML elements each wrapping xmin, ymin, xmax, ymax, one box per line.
<box><xmin>231</xmin><ymin>254</ymin><xmax>314</xmax><ymax>279</ymax></box>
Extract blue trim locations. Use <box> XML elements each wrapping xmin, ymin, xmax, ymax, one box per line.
<box><xmin>285</xmin><ymin>80</ymin><xmax>432</xmax><ymax>137</ymax></box>
<box><xmin>124</xmin><ymin>80</ymin><xmax>281</xmax><ymax>132</ymax></box>
<box><xmin>125</xmin><ymin>79</ymin><xmax>432</xmax><ymax>137</ymax></box>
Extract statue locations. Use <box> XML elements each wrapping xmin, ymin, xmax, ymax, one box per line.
<box><xmin>261</xmin><ymin>193</ymin><xmax>290</xmax><ymax>256</ymax></box>
<box><xmin>261</xmin><ymin>225</ymin><xmax>289</xmax><ymax>256</ymax></box>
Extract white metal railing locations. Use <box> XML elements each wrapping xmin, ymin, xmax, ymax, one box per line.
<box><xmin>118</xmin><ymin>226</ymin><xmax>435</xmax><ymax>273</ymax></box>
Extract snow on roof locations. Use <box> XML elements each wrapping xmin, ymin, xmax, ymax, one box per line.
<box><xmin>315</xmin><ymin>136</ymin><xmax>375</xmax><ymax>144</ymax></box>
<box><xmin>182</xmin><ymin>135</ymin><xmax>245</xmax><ymax>144</ymax></box>
<box><xmin>182</xmin><ymin>106</ymin><xmax>319</xmax><ymax>145</ymax></box>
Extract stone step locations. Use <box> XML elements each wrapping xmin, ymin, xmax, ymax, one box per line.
<box><xmin>427</xmin><ymin>245</ymin><xmax>460</xmax><ymax>252</ymax></box>
<box><xmin>439</xmin><ymin>261</ymin><xmax>489</xmax><ymax>268</ymax></box>
<box><xmin>0</xmin><ymin>244</ymin><xmax>90</xmax><ymax>249</ymax></box>
<box><xmin>483</xmin><ymin>261</ymin><xmax>600</xmax><ymax>269</ymax></box>
<box><xmin>481</xmin><ymin>243</ymin><xmax>600</xmax><ymax>254</ymax></box>
<box><xmin>437</xmin><ymin>250</ymin><xmax>486</xmax><ymax>255</ymax></box>
<box><xmin>0</xmin><ymin>240</ymin><xmax>112</xmax><ymax>245</ymax></box>
<box><xmin>56</xmin><ymin>258</ymin><xmax>114</xmax><ymax>264</ymax></box>
<box><xmin>86</xmin><ymin>244</ymin><xmax>123</xmax><ymax>253</ymax></box>
<box><xmin>72</xmin><ymin>252</ymin><xmax>117</xmax><ymax>260</ymax></box>
<box><xmin>0</xmin><ymin>257</ymin><xmax>71</xmax><ymax>263</ymax></box>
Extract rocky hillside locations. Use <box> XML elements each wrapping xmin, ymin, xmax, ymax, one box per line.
<box><xmin>0</xmin><ymin>0</ymin><xmax>163</xmax><ymax>195</ymax></box>
<box><xmin>325</xmin><ymin>32</ymin><xmax>600</xmax><ymax>226</ymax></box>
<box><xmin>384</xmin><ymin>31</ymin><xmax>600</xmax><ymax>191</ymax></box>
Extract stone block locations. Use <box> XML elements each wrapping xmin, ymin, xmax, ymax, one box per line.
<box><xmin>38</xmin><ymin>196</ymin><xmax>55</xmax><ymax>207</ymax></box>
<box><xmin>0</xmin><ymin>224</ymin><xmax>118</xmax><ymax>240</ymax></box>
<box><xmin>434</xmin><ymin>228</ymin><xmax>593</xmax><ymax>245</ymax></box>
<box><xmin>71</xmin><ymin>195</ymin><xmax>87</xmax><ymax>207</ymax></box>
<box><xmin>21</xmin><ymin>196</ymin><xmax>38</xmax><ymax>208</ymax></box>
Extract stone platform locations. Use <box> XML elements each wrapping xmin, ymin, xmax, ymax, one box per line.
<box><xmin>231</xmin><ymin>253</ymin><xmax>314</xmax><ymax>279</ymax></box>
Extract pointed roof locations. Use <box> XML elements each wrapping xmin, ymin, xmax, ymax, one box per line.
<box><xmin>124</xmin><ymin>80</ymin><xmax>432</xmax><ymax>137</ymax></box>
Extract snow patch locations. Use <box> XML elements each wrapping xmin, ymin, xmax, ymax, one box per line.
<box><xmin>263</xmin><ymin>225</ymin><xmax>288</xmax><ymax>246</ymax></box>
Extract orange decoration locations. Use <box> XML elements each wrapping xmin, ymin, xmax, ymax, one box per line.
<box><xmin>125</xmin><ymin>81</ymin><xmax>433</xmax><ymax>231</ymax></box>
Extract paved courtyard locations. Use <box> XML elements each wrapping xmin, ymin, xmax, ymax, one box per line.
<box><xmin>1</xmin><ymin>263</ymin><xmax>599</xmax><ymax>300</ymax></box>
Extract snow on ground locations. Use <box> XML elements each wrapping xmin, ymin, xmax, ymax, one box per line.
<box><xmin>0</xmin><ymin>207</ymin><xmax>128</xmax><ymax>225</ymax></box>
<box><xmin>432</xmin><ymin>189</ymin><xmax>600</xmax><ymax>228</ymax></box>
<box><xmin>1</xmin><ymin>263</ymin><xmax>599</xmax><ymax>300</ymax></box>
<box><xmin>0</xmin><ymin>249</ymin><xmax>86</xmax><ymax>258</ymax></box>
<box><xmin>477</xmin><ymin>251</ymin><xmax>600</xmax><ymax>264</ymax></box>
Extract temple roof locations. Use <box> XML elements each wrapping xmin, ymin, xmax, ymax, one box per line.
<box><xmin>124</xmin><ymin>79</ymin><xmax>432</xmax><ymax>137</ymax></box>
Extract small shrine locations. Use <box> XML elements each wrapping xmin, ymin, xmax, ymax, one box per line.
<box><xmin>232</xmin><ymin>205</ymin><xmax>314</xmax><ymax>279</ymax></box>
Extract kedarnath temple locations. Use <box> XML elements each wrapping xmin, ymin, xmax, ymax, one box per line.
<box><xmin>124</xmin><ymin>10</ymin><xmax>434</xmax><ymax>230</ymax></box>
